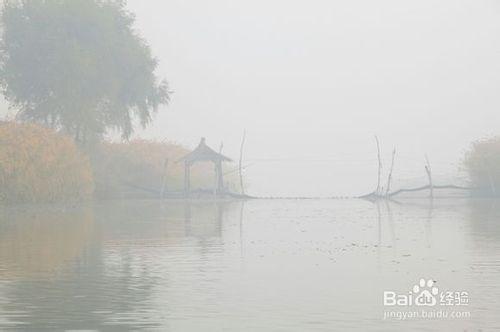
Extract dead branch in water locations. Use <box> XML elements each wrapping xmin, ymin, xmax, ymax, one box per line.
<box><xmin>360</xmin><ymin>184</ymin><xmax>475</xmax><ymax>200</ymax></box>
<box><xmin>387</xmin><ymin>184</ymin><xmax>473</xmax><ymax>197</ymax></box>
<box><xmin>360</xmin><ymin>138</ymin><xmax>474</xmax><ymax>200</ymax></box>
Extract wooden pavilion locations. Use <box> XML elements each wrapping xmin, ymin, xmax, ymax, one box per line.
<box><xmin>178</xmin><ymin>138</ymin><xmax>232</xmax><ymax>196</ymax></box>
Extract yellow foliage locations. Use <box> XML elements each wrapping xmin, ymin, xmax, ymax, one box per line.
<box><xmin>0</xmin><ymin>121</ymin><xmax>94</xmax><ymax>203</ymax></box>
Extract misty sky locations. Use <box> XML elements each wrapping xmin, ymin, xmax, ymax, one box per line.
<box><xmin>4</xmin><ymin>0</ymin><xmax>500</xmax><ymax>196</ymax></box>
<box><xmin>125</xmin><ymin>0</ymin><xmax>500</xmax><ymax>196</ymax></box>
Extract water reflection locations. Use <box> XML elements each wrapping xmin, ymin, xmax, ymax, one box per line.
<box><xmin>183</xmin><ymin>201</ymin><xmax>226</xmax><ymax>239</ymax></box>
<box><xmin>0</xmin><ymin>201</ymin><xmax>236</xmax><ymax>330</ymax></box>
<box><xmin>468</xmin><ymin>199</ymin><xmax>500</xmax><ymax>242</ymax></box>
<box><xmin>0</xmin><ymin>205</ymin><xmax>93</xmax><ymax>278</ymax></box>
<box><xmin>0</xmin><ymin>199</ymin><xmax>499</xmax><ymax>331</ymax></box>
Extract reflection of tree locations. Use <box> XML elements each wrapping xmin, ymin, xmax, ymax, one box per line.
<box><xmin>0</xmin><ymin>205</ymin><xmax>93</xmax><ymax>278</ymax></box>
<box><xmin>374</xmin><ymin>200</ymin><xmax>397</xmax><ymax>248</ymax></box>
<box><xmin>239</xmin><ymin>201</ymin><xmax>245</xmax><ymax>258</ymax></box>
<box><xmin>0</xmin><ymin>203</ymin><xmax>160</xmax><ymax>330</ymax></box>
<box><xmin>425</xmin><ymin>198</ymin><xmax>434</xmax><ymax>248</ymax></box>
<box><xmin>373</xmin><ymin>198</ymin><xmax>441</xmax><ymax>251</ymax></box>
<box><xmin>468</xmin><ymin>199</ymin><xmax>500</xmax><ymax>242</ymax></box>
<box><xmin>384</xmin><ymin>200</ymin><xmax>396</xmax><ymax>246</ymax></box>
<box><xmin>2</xmin><ymin>238</ymin><xmax>161</xmax><ymax>330</ymax></box>
<box><xmin>0</xmin><ymin>200</ymin><xmax>236</xmax><ymax>330</ymax></box>
<box><xmin>384</xmin><ymin>198</ymin><xmax>436</xmax><ymax>243</ymax></box>
<box><xmin>372</xmin><ymin>198</ymin><xmax>500</xmax><ymax>250</ymax></box>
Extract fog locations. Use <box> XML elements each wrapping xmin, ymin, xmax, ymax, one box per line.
<box><xmin>121</xmin><ymin>0</ymin><xmax>500</xmax><ymax>197</ymax></box>
<box><xmin>2</xmin><ymin>1</ymin><xmax>499</xmax><ymax>196</ymax></box>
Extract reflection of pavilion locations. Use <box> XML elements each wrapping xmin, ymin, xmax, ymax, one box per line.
<box><xmin>183</xmin><ymin>201</ymin><xmax>226</xmax><ymax>239</ymax></box>
<box><xmin>91</xmin><ymin>200</ymin><xmax>230</xmax><ymax>244</ymax></box>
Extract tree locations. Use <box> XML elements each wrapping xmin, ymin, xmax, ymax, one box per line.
<box><xmin>464</xmin><ymin>137</ymin><xmax>500</xmax><ymax>196</ymax></box>
<box><xmin>0</xmin><ymin>0</ymin><xmax>169</xmax><ymax>143</ymax></box>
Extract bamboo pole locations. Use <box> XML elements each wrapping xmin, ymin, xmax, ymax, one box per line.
<box><xmin>425</xmin><ymin>154</ymin><xmax>433</xmax><ymax>198</ymax></box>
<box><xmin>239</xmin><ymin>130</ymin><xmax>246</xmax><ymax>196</ymax></box>
<box><xmin>385</xmin><ymin>148</ymin><xmax>396</xmax><ymax>196</ymax></box>
<box><xmin>375</xmin><ymin>135</ymin><xmax>382</xmax><ymax>196</ymax></box>
<box><xmin>214</xmin><ymin>142</ymin><xmax>224</xmax><ymax>196</ymax></box>
<box><xmin>160</xmin><ymin>158</ymin><xmax>169</xmax><ymax>199</ymax></box>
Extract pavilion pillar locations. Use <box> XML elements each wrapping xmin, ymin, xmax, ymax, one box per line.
<box><xmin>184</xmin><ymin>202</ymin><xmax>192</xmax><ymax>236</ymax></box>
<box><xmin>215</xmin><ymin>160</ymin><xmax>224</xmax><ymax>195</ymax></box>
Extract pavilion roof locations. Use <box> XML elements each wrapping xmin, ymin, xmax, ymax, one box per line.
<box><xmin>179</xmin><ymin>137</ymin><xmax>232</xmax><ymax>163</ymax></box>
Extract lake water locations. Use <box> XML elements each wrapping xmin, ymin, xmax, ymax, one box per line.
<box><xmin>0</xmin><ymin>199</ymin><xmax>499</xmax><ymax>331</ymax></box>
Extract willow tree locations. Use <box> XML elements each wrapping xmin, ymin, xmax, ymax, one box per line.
<box><xmin>0</xmin><ymin>0</ymin><xmax>169</xmax><ymax>143</ymax></box>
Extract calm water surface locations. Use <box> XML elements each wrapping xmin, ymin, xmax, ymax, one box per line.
<box><xmin>0</xmin><ymin>199</ymin><xmax>499</xmax><ymax>331</ymax></box>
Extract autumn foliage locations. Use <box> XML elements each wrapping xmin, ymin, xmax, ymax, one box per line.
<box><xmin>0</xmin><ymin>122</ymin><xmax>94</xmax><ymax>203</ymax></box>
